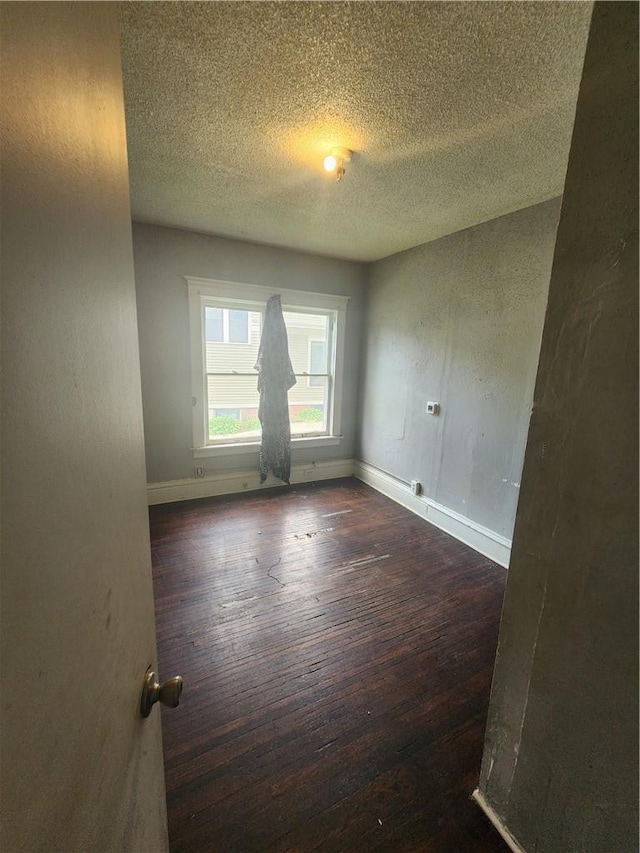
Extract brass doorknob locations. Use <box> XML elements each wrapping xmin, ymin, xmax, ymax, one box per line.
<box><xmin>140</xmin><ymin>669</ymin><xmax>183</xmax><ymax>718</ymax></box>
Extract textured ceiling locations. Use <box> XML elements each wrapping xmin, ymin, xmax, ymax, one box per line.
<box><xmin>119</xmin><ymin>1</ymin><xmax>592</xmax><ymax>262</ymax></box>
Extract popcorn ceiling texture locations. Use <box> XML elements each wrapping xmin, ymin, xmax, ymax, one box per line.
<box><xmin>119</xmin><ymin>1</ymin><xmax>592</xmax><ymax>262</ymax></box>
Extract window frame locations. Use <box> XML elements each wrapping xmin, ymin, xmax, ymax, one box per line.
<box><xmin>187</xmin><ymin>277</ymin><xmax>349</xmax><ymax>457</ymax></box>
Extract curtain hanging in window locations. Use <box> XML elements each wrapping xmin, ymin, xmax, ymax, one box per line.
<box><xmin>255</xmin><ymin>294</ymin><xmax>296</xmax><ymax>484</ymax></box>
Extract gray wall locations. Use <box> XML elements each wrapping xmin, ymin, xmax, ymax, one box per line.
<box><xmin>358</xmin><ymin>199</ymin><xmax>561</xmax><ymax>541</ymax></box>
<box><xmin>478</xmin><ymin>3</ymin><xmax>638</xmax><ymax>850</ymax></box>
<box><xmin>132</xmin><ymin>222</ymin><xmax>365</xmax><ymax>482</ymax></box>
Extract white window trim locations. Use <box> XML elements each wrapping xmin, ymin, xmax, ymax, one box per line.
<box><xmin>187</xmin><ymin>277</ymin><xmax>349</xmax><ymax>457</ymax></box>
<box><xmin>192</xmin><ymin>435</ymin><xmax>342</xmax><ymax>458</ymax></box>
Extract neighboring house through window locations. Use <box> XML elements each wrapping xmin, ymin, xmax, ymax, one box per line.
<box><xmin>308</xmin><ymin>339</ymin><xmax>327</xmax><ymax>388</ymax></box>
<box><xmin>205</xmin><ymin>307</ymin><xmax>249</xmax><ymax>344</ymax></box>
<box><xmin>188</xmin><ymin>278</ymin><xmax>348</xmax><ymax>456</ymax></box>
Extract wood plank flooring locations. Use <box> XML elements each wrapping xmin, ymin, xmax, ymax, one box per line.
<box><xmin>150</xmin><ymin>478</ymin><xmax>509</xmax><ymax>852</ymax></box>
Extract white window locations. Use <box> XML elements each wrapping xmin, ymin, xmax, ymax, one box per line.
<box><xmin>187</xmin><ymin>278</ymin><xmax>348</xmax><ymax>456</ymax></box>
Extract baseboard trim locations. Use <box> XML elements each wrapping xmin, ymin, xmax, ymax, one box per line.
<box><xmin>147</xmin><ymin>458</ymin><xmax>355</xmax><ymax>505</ymax></box>
<box><xmin>471</xmin><ymin>789</ymin><xmax>526</xmax><ymax>853</ymax></box>
<box><xmin>353</xmin><ymin>460</ymin><xmax>511</xmax><ymax>568</ymax></box>
<box><xmin>149</xmin><ymin>458</ymin><xmax>512</xmax><ymax>567</ymax></box>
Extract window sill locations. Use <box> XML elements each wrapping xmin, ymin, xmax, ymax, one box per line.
<box><xmin>192</xmin><ymin>435</ymin><xmax>343</xmax><ymax>458</ymax></box>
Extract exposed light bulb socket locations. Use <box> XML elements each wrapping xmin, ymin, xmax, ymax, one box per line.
<box><xmin>332</xmin><ymin>147</ymin><xmax>352</xmax><ymax>163</ymax></box>
<box><xmin>324</xmin><ymin>147</ymin><xmax>353</xmax><ymax>181</ymax></box>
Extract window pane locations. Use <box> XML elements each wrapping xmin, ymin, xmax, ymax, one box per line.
<box><xmin>212</xmin><ymin>408</ymin><xmax>240</xmax><ymax>419</ymax></box>
<box><xmin>283</xmin><ymin>311</ymin><xmax>330</xmax><ymax>376</ymax></box>
<box><xmin>205</xmin><ymin>306</ymin><xmax>223</xmax><ymax>342</ymax></box>
<box><xmin>228</xmin><ymin>309</ymin><xmax>249</xmax><ymax>343</ymax></box>
<box><xmin>205</xmin><ymin>309</ymin><xmax>261</xmax><ymax>373</ymax></box>
<box><xmin>290</xmin><ymin>377</ymin><xmax>327</xmax><ymax>434</ymax></box>
<box><xmin>309</xmin><ymin>340</ymin><xmax>326</xmax><ymax>387</ymax></box>
<box><xmin>207</xmin><ymin>376</ymin><xmax>261</xmax><ymax>441</ymax></box>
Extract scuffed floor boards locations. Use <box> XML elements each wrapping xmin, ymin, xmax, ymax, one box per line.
<box><xmin>150</xmin><ymin>478</ymin><xmax>510</xmax><ymax>852</ymax></box>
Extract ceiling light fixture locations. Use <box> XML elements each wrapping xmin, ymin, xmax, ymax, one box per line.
<box><xmin>323</xmin><ymin>147</ymin><xmax>352</xmax><ymax>182</ymax></box>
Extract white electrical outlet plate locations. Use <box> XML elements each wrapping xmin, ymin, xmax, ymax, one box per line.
<box><xmin>426</xmin><ymin>401</ymin><xmax>440</xmax><ymax>415</ymax></box>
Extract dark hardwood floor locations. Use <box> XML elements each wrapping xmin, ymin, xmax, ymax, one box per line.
<box><xmin>150</xmin><ymin>478</ymin><xmax>509</xmax><ymax>852</ymax></box>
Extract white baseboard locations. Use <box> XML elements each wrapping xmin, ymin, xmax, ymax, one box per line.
<box><xmin>353</xmin><ymin>460</ymin><xmax>511</xmax><ymax>568</ymax></box>
<box><xmin>471</xmin><ymin>789</ymin><xmax>526</xmax><ymax>853</ymax></box>
<box><xmin>148</xmin><ymin>458</ymin><xmax>512</xmax><ymax>567</ymax></box>
<box><xmin>147</xmin><ymin>458</ymin><xmax>355</xmax><ymax>505</ymax></box>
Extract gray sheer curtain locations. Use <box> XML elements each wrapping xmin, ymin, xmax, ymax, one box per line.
<box><xmin>254</xmin><ymin>295</ymin><xmax>296</xmax><ymax>483</ymax></box>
